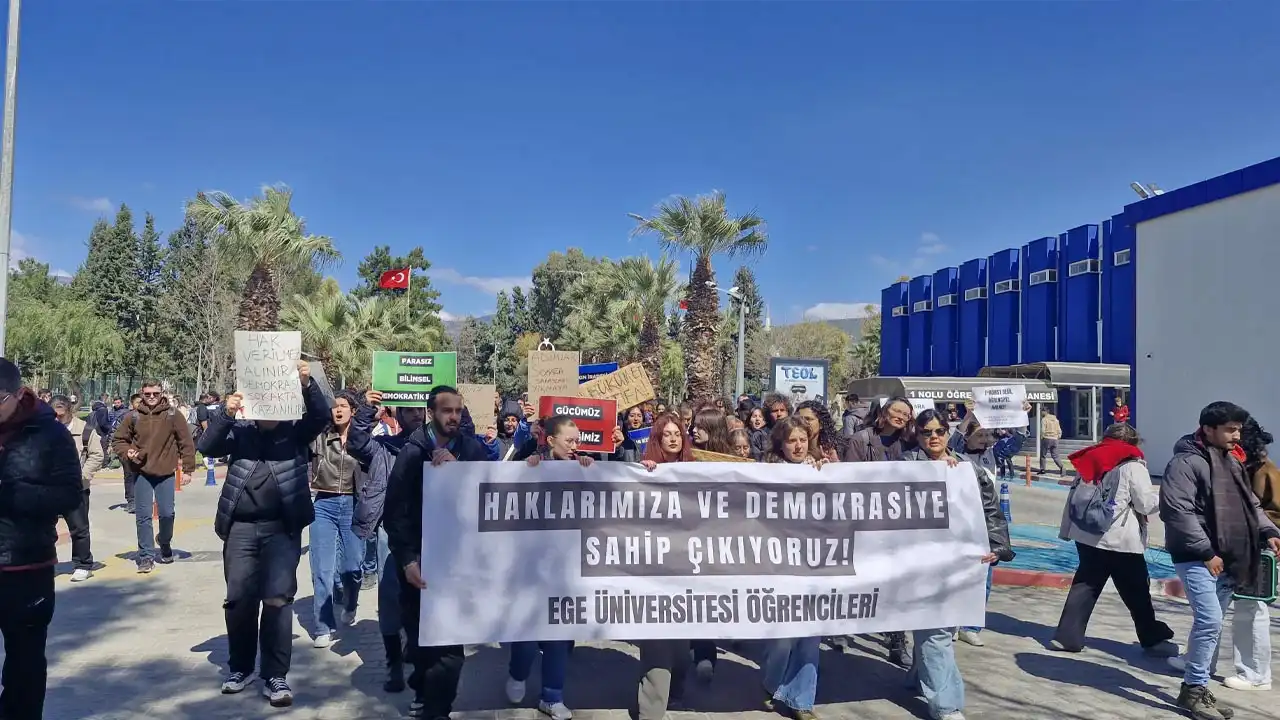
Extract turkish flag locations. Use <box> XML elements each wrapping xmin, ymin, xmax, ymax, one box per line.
<box><xmin>678</xmin><ymin>299</ymin><xmax>688</xmax><ymax>311</ymax></box>
<box><xmin>379</xmin><ymin>268</ymin><xmax>411</xmax><ymax>290</ymax></box>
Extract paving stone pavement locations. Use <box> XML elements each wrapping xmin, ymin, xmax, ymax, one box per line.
<box><xmin>7</xmin><ymin>480</ymin><xmax>1277</xmax><ymax>719</ymax></box>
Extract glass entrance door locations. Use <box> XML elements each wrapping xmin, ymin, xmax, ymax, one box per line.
<box><xmin>1074</xmin><ymin>389</ymin><xmax>1095</xmax><ymax>440</ymax></box>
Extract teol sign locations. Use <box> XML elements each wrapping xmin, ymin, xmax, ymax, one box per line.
<box><xmin>770</xmin><ymin>357</ymin><xmax>830</xmax><ymax>403</ymax></box>
<box><xmin>371</xmin><ymin>351</ymin><xmax>458</xmax><ymax>407</ymax></box>
<box><xmin>538</xmin><ymin>395</ymin><xmax>618</xmax><ymax>454</ymax></box>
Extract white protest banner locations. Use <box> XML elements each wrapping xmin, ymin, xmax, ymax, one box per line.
<box><xmin>418</xmin><ymin>461</ymin><xmax>990</xmax><ymax>645</ymax></box>
<box><xmin>971</xmin><ymin>384</ymin><xmax>1027</xmax><ymax>429</ymax></box>
<box><xmin>234</xmin><ymin>331</ymin><xmax>304</xmax><ymax>421</ymax></box>
<box><xmin>909</xmin><ymin>398</ymin><xmax>934</xmax><ymax>417</ymax></box>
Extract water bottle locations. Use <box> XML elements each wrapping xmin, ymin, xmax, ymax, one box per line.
<box><xmin>999</xmin><ymin>482</ymin><xmax>1012</xmax><ymax>523</ymax></box>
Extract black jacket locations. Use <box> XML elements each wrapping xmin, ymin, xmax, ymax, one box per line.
<box><xmin>0</xmin><ymin>403</ymin><xmax>84</xmax><ymax>567</ymax></box>
<box><xmin>347</xmin><ymin>404</ymin><xmax>414</xmax><ymax>541</ymax></box>
<box><xmin>384</xmin><ymin>423</ymin><xmax>491</xmax><ymax>570</ymax></box>
<box><xmin>199</xmin><ymin>382</ymin><xmax>330</xmax><ymax>541</ymax></box>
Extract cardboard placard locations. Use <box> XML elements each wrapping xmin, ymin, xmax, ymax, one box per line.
<box><xmin>577</xmin><ymin>362</ymin><xmax>655</xmax><ymax>410</ymax></box>
<box><xmin>234</xmin><ymin>331</ymin><xmax>304</xmax><ymax>420</ymax></box>
<box><xmin>457</xmin><ymin>383</ymin><xmax>497</xmax><ymax>431</ymax></box>
<box><xmin>691</xmin><ymin>448</ymin><xmax>755</xmax><ymax>463</ymax></box>
<box><xmin>528</xmin><ymin>350</ymin><xmax>580</xmax><ymax>413</ymax></box>
<box><xmin>371</xmin><ymin>351</ymin><xmax>458</xmax><ymax>407</ymax></box>
<box><xmin>538</xmin><ymin>395</ymin><xmax>617</xmax><ymax>453</ymax></box>
<box><xmin>971</xmin><ymin>384</ymin><xmax>1028</xmax><ymax>429</ymax></box>
<box><xmin>579</xmin><ymin>362</ymin><xmax>618</xmax><ymax>385</ymax></box>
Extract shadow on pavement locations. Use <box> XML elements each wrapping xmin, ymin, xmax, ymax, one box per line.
<box><xmin>1014</xmin><ymin>652</ymin><xmax>1175</xmax><ymax>714</ymax></box>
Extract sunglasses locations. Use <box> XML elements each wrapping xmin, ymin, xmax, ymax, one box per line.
<box><xmin>142</xmin><ymin>392</ymin><xmax>163</xmax><ymax>398</ymax></box>
<box><xmin>920</xmin><ymin>427</ymin><xmax>949</xmax><ymax>438</ymax></box>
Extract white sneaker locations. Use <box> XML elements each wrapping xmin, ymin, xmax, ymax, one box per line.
<box><xmin>956</xmin><ymin>630</ymin><xmax>984</xmax><ymax>647</ymax></box>
<box><xmin>505</xmin><ymin>677</ymin><xmax>526</xmax><ymax>704</ymax></box>
<box><xmin>1167</xmin><ymin>655</ymin><xmax>1186</xmax><ymax>672</ymax></box>
<box><xmin>696</xmin><ymin>659</ymin><xmax>714</xmax><ymax>681</ymax></box>
<box><xmin>539</xmin><ymin>700</ymin><xmax>573</xmax><ymax>720</ymax></box>
<box><xmin>70</xmin><ymin>568</ymin><xmax>93</xmax><ymax>583</ymax></box>
<box><xmin>221</xmin><ymin>671</ymin><xmax>255</xmax><ymax>694</ymax></box>
<box><xmin>313</xmin><ymin>633</ymin><xmax>334</xmax><ymax>649</ymax></box>
<box><xmin>1222</xmin><ymin>675</ymin><xmax>1272</xmax><ymax>691</ymax></box>
<box><xmin>339</xmin><ymin>609</ymin><xmax>356</xmax><ymax>626</ymax></box>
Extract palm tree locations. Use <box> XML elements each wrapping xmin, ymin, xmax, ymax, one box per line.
<box><xmin>283</xmin><ymin>292</ymin><xmax>442</xmax><ymax>388</ymax></box>
<box><xmin>605</xmin><ymin>255</ymin><xmax>678</xmax><ymax>389</ymax></box>
<box><xmin>629</xmin><ymin>191</ymin><xmax>767</xmax><ymax>400</ymax></box>
<box><xmin>187</xmin><ymin>185</ymin><xmax>340</xmax><ymax>331</ymax></box>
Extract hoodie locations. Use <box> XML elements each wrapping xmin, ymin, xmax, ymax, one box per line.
<box><xmin>112</xmin><ymin>398</ymin><xmax>196</xmax><ymax>477</ymax></box>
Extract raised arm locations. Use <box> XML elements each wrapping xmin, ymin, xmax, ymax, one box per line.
<box><xmin>197</xmin><ymin>398</ymin><xmax>239</xmax><ymax>459</ymax></box>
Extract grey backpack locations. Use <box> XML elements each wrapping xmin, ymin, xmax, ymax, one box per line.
<box><xmin>1066</xmin><ymin>459</ymin><xmax>1135</xmax><ymax>535</ymax></box>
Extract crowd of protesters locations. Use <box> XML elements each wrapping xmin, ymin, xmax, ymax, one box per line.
<box><xmin>2</xmin><ymin>361</ymin><xmax>1277</xmax><ymax>720</ymax></box>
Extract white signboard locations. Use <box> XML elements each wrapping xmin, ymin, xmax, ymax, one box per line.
<box><xmin>418</xmin><ymin>460</ymin><xmax>990</xmax><ymax>645</ymax></box>
<box><xmin>971</xmin><ymin>384</ymin><xmax>1027</xmax><ymax>429</ymax></box>
<box><xmin>234</xmin><ymin>331</ymin><xmax>304</xmax><ymax>421</ymax></box>
<box><xmin>771</xmin><ymin>357</ymin><xmax>829</xmax><ymax>404</ymax></box>
<box><xmin>909</xmin><ymin>398</ymin><xmax>934</xmax><ymax>417</ymax></box>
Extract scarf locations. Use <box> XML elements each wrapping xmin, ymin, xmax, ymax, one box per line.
<box><xmin>1068</xmin><ymin>438</ymin><xmax>1144</xmax><ymax>484</ymax></box>
<box><xmin>0</xmin><ymin>388</ymin><xmax>39</xmax><ymax>451</ymax></box>
<box><xmin>1207</xmin><ymin>442</ymin><xmax>1261</xmax><ymax>586</ymax></box>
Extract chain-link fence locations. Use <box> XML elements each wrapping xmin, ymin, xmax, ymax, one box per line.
<box><xmin>28</xmin><ymin>371</ymin><xmax>200</xmax><ymax>408</ymax></box>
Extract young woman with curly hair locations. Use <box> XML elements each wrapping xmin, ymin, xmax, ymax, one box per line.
<box><xmin>794</xmin><ymin>400</ymin><xmax>842</xmax><ymax>462</ymax></box>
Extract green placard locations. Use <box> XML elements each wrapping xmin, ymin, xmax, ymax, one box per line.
<box><xmin>371</xmin><ymin>351</ymin><xmax>458</xmax><ymax>406</ymax></box>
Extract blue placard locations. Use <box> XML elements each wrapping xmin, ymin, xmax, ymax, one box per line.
<box><xmin>579</xmin><ymin>362</ymin><xmax>619</xmax><ymax>384</ymax></box>
<box><xmin>628</xmin><ymin>426</ymin><xmax>651</xmax><ymax>453</ymax></box>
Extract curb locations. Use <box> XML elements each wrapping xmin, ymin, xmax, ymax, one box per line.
<box><xmin>993</xmin><ymin>567</ymin><xmax>1185</xmax><ymax>598</ymax></box>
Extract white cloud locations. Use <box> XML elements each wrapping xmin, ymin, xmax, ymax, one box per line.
<box><xmin>433</xmin><ymin>267</ymin><xmax>532</xmax><ymax>295</ymax></box>
<box><xmin>439</xmin><ymin>310</ymin><xmax>457</xmax><ymax>322</ymax></box>
<box><xmin>803</xmin><ymin>302</ymin><xmax>881</xmax><ymax>321</ymax></box>
<box><xmin>870</xmin><ymin>232</ymin><xmax>950</xmax><ymax>279</ymax></box>
<box><xmin>69</xmin><ymin>196</ymin><xmax>113</xmax><ymax>213</ymax></box>
<box><xmin>9</xmin><ymin>229</ymin><xmax>30</xmax><ymax>268</ymax></box>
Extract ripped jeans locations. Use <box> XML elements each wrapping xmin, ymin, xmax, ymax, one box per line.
<box><xmin>223</xmin><ymin>520</ymin><xmax>303</xmax><ymax>679</ymax></box>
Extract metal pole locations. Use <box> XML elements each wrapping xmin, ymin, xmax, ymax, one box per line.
<box><xmin>735</xmin><ymin>297</ymin><xmax>745</xmax><ymax>398</ymax></box>
<box><xmin>0</xmin><ymin>0</ymin><xmax>21</xmax><ymax>355</ymax></box>
<box><xmin>1035</xmin><ymin>401</ymin><xmax>1043</xmax><ymax>475</ymax></box>
<box><xmin>1090</xmin><ymin>386</ymin><xmax>1098</xmax><ymax>442</ymax></box>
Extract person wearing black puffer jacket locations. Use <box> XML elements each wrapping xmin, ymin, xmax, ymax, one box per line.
<box><xmin>198</xmin><ymin>360</ymin><xmax>330</xmax><ymax>709</ymax></box>
<box><xmin>0</xmin><ymin>358</ymin><xmax>84</xmax><ymax>720</ymax></box>
<box><xmin>384</xmin><ymin>385</ymin><xmax>493</xmax><ymax>719</ymax></box>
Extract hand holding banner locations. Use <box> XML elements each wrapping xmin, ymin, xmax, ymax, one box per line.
<box><xmin>234</xmin><ymin>331</ymin><xmax>304</xmax><ymax>420</ymax></box>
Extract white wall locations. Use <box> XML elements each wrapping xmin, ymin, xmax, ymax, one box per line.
<box><xmin>1136</xmin><ymin>183</ymin><xmax>1280</xmax><ymax>473</ymax></box>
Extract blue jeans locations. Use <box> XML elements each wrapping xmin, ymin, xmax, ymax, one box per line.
<box><xmin>763</xmin><ymin>636</ymin><xmax>820</xmax><ymax>711</ymax></box>
<box><xmin>508</xmin><ymin>640</ymin><xmax>572</xmax><ymax>703</ymax></box>
<box><xmin>961</xmin><ymin>565</ymin><xmax>994</xmax><ymax>633</ymax></box>
<box><xmin>361</xmin><ymin>536</ymin><xmax>379</xmax><ymax>577</ymax></box>
<box><xmin>309</xmin><ymin>493</ymin><xmax>363</xmax><ymax>636</ymax></box>
<box><xmin>1174</xmin><ymin>561</ymin><xmax>1236</xmax><ymax>686</ymax></box>
<box><xmin>375</xmin><ymin>527</ymin><xmax>401</xmax><ymax>636</ymax></box>
<box><xmin>907</xmin><ymin>627</ymin><xmax>965</xmax><ymax>717</ymax></box>
<box><xmin>134</xmin><ymin>473</ymin><xmax>175</xmax><ymax>561</ymax></box>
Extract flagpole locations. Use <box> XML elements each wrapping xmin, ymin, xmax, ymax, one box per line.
<box><xmin>405</xmin><ymin>271</ymin><xmax>412</xmax><ymax>325</ymax></box>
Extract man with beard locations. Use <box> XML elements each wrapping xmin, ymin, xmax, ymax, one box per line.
<box><xmin>384</xmin><ymin>386</ymin><xmax>492</xmax><ymax>718</ymax></box>
<box><xmin>113</xmin><ymin>381</ymin><xmax>197</xmax><ymax>572</ymax></box>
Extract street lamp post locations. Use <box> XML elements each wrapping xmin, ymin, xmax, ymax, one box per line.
<box><xmin>707</xmin><ymin>281</ymin><xmax>746</xmax><ymax>398</ymax></box>
<box><xmin>0</xmin><ymin>0</ymin><xmax>21</xmax><ymax>355</ymax></box>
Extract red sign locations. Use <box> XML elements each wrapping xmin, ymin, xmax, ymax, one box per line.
<box><xmin>537</xmin><ymin>395</ymin><xmax>618</xmax><ymax>454</ymax></box>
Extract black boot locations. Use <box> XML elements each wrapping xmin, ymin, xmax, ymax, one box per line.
<box><xmin>382</xmin><ymin>634</ymin><xmax>405</xmax><ymax>693</ymax></box>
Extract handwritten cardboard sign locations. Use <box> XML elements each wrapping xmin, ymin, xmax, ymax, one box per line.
<box><xmin>538</xmin><ymin>395</ymin><xmax>617</xmax><ymax>453</ymax></box>
<box><xmin>577</xmin><ymin>362</ymin><xmax>655</xmax><ymax>409</ymax></box>
<box><xmin>234</xmin><ymin>331</ymin><xmax>304</xmax><ymax>421</ymax></box>
<box><xmin>457</xmin><ymin>383</ymin><xmax>497</xmax><ymax>432</ymax></box>
<box><xmin>691</xmin><ymin>448</ymin><xmax>755</xmax><ymax>463</ymax></box>
<box><xmin>528</xmin><ymin>350</ymin><xmax>580</xmax><ymax>414</ymax></box>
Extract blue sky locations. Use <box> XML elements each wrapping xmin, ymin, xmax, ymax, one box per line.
<box><xmin>9</xmin><ymin>2</ymin><xmax>1280</xmax><ymax>324</ymax></box>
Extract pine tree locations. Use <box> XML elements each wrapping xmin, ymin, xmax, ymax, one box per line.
<box><xmin>510</xmin><ymin>286</ymin><xmax>533</xmax><ymax>337</ymax></box>
<box><xmin>456</xmin><ymin>315</ymin><xmax>484</xmax><ymax>383</ymax></box>
<box><xmin>72</xmin><ymin>205</ymin><xmax>140</xmax><ymax>373</ymax></box>
<box><xmin>731</xmin><ymin>265</ymin><xmax>767</xmax><ymax>394</ymax></box>
<box><xmin>488</xmin><ymin>291</ymin><xmax>519</xmax><ymax>395</ymax></box>
<box><xmin>133</xmin><ymin>213</ymin><xmax>165</xmax><ymax>376</ymax></box>
<box><xmin>352</xmin><ymin>245</ymin><xmax>444</xmax><ymax>325</ymax></box>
